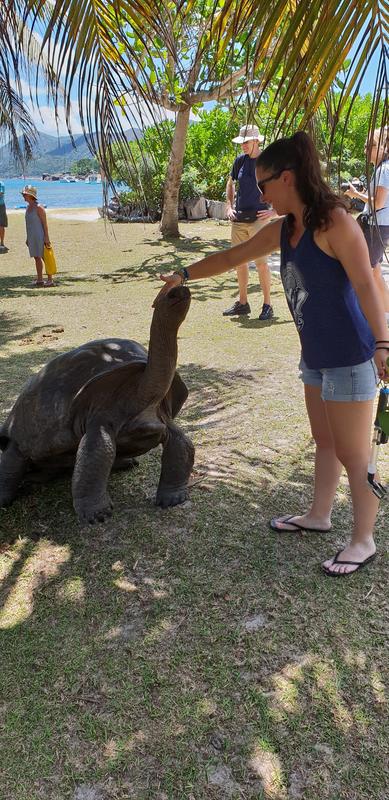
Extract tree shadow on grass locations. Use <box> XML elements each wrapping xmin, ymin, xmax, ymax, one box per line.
<box><xmin>0</xmin><ymin>413</ymin><xmax>387</xmax><ymax>797</ymax></box>
<box><xmin>140</xmin><ymin>235</ymin><xmax>232</xmax><ymax>252</ymax></box>
<box><xmin>1</xmin><ymin>355</ymin><xmax>388</xmax><ymax>796</ymax></box>
<box><xmin>0</xmin><ymin>310</ymin><xmax>31</xmax><ymax>349</ymax></box>
<box><xmin>0</xmin><ymin>345</ymin><xmax>69</xmax><ymax>416</ymax></box>
<box><xmin>0</xmin><ymin>274</ymin><xmax>92</xmax><ymax>299</ymax></box>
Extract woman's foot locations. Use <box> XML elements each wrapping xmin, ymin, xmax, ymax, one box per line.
<box><xmin>31</xmin><ymin>280</ymin><xmax>45</xmax><ymax>287</ymax></box>
<box><xmin>322</xmin><ymin>540</ymin><xmax>376</xmax><ymax>576</ymax></box>
<box><xmin>270</xmin><ymin>513</ymin><xmax>332</xmax><ymax>533</ymax></box>
<box><xmin>44</xmin><ymin>280</ymin><xmax>55</xmax><ymax>287</ymax></box>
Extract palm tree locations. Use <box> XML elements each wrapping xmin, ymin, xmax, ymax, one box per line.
<box><xmin>0</xmin><ymin>2</ymin><xmax>37</xmax><ymax>165</ymax></box>
<box><xmin>16</xmin><ymin>1</ymin><xmax>389</xmax><ymax>235</ymax></box>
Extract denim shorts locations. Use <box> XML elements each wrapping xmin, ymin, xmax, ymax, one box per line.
<box><xmin>299</xmin><ymin>356</ymin><xmax>379</xmax><ymax>401</ymax></box>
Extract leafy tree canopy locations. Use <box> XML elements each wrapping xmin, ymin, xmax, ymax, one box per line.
<box><xmin>71</xmin><ymin>157</ymin><xmax>100</xmax><ymax>176</ymax></box>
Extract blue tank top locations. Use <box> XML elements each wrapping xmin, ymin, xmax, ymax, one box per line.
<box><xmin>280</xmin><ymin>220</ymin><xmax>375</xmax><ymax>369</ymax></box>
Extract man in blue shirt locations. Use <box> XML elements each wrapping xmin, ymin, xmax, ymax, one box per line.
<box><xmin>0</xmin><ymin>179</ymin><xmax>8</xmax><ymax>251</ymax></box>
<box><xmin>224</xmin><ymin>125</ymin><xmax>275</xmax><ymax>319</ymax></box>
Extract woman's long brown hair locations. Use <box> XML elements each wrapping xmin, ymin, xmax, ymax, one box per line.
<box><xmin>257</xmin><ymin>131</ymin><xmax>347</xmax><ymax>232</ymax></box>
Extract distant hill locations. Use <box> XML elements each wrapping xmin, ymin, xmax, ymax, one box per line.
<box><xmin>0</xmin><ymin>128</ymin><xmax>141</xmax><ymax>177</ymax></box>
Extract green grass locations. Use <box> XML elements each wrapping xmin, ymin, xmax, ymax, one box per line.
<box><xmin>1</xmin><ymin>212</ymin><xmax>389</xmax><ymax>800</ymax></box>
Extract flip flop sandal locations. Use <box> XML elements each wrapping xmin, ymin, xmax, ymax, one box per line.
<box><xmin>269</xmin><ymin>515</ymin><xmax>332</xmax><ymax>533</ymax></box>
<box><xmin>31</xmin><ymin>280</ymin><xmax>45</xmax><ymax>287</ymax></box>
<box><xmin>322</xmin><ymin>549</ymin><xmax>377</xmax><ymax>577</ymax></box>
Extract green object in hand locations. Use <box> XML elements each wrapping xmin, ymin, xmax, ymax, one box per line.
<box><xmin>378</xmin><ymin>409</ymin><xmax>389</xmax><ymax>435</ymax></box>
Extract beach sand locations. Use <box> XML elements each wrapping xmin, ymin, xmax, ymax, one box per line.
<box><xmin>7</xmin><ymin>206</ymin><xmax>100</xmax><ymax>222</ymax></box>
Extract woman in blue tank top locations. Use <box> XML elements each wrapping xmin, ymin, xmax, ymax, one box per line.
<box><xmin>158</xmin><ymin>132</ymin><xmax>388</xmax><ymax>577</ymax></box>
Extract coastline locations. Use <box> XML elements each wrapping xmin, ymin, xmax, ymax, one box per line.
<box><xmin>7</xmin><ymin>206</ymin><xmax>100</xmax><ymax>222</ymax></box>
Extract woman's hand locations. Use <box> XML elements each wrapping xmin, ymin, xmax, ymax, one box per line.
<box><xmin>374</xmin><ymin>348</ymin><xmax>389</xmax><ymax>381</ymax></box>
<box><xmin>152</xmin><ymin>272</ymin><xmax>183</xmax><ymax>306</ymax></box>
<box><xmin>257</xmin><ymin>209</ymin><xmax>275</xmax><ymax>220</ymax></box>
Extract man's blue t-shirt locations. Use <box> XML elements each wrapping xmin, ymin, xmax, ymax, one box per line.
<box><xmin>0</xmin><ymin>181</ymin><xmax>5</xmax><ymax>206</ymax></box>
<box><xmin>231</xmin><ymin>154</ymin><xmax>268</xmax><ymax>219</ymax></box>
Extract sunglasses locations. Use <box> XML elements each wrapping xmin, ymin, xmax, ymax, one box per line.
<box><xmin>257</xmin><ymin>167</ymin><xmax>293</xmax><ymax>194</ymax></box>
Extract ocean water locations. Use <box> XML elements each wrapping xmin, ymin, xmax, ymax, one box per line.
<box><xmin>1</xmin><ymin>178</ymin><xmax>115</xmax><ymax>209</ymax></box>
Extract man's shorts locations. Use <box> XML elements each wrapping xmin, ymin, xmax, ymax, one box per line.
<box><xmin>231</xmin><ymin>217</ymin><xmax>270</xmax><ymax>251</ymax></box>
<box><xmin>0</xmin><ymin>205</ymin><xmax>7</xmax><ymax>228</ymax></box>
<box><xmin>299</xmin><ymin>356</ymin><xmax>378</xmax><ymax>401</ymax></box>
<box><xmin>358</xmin><ymin>217</ymin><xmax>389</xmax><ymax>266</ymax></box>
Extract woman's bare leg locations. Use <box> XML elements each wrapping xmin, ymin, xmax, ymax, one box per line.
<box><xmin>34</xmin><ymin>257</ymin><xmax>44</xmax><ymax>283</ymax></box>
<box><xmin>322</xmin><ymin>399</ymin><xmax>377</xmax><ymax>574</ymax></box>
<box><xmin>272</xmin><ymin>385</ymin><xmax>342</xmax><ymax>531</ymax></box>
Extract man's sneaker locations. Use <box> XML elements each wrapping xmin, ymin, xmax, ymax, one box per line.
<box><xmin>223</xmin><ymin>301</ymin><xmax>251</xmax><ymax>316</ymax></box>
<box><xmin>258</xmin><ymin>303</ymin><xmax>274</xmax><ymax>320</ymax></box>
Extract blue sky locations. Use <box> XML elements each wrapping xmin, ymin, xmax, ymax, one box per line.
<box><xmin>21</xmin><ymin>29</ymin><xmax>382</xmax><ymax>137</ymax></box>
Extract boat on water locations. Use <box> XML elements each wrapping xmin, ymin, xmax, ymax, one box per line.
<box><xmin>84</xmin><ymin>173</ymin><xmax>101</xmax><ymax>183</ymax></box>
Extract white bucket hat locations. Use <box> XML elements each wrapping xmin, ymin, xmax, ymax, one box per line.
<box><xmin>21</xmin><ymin>185</ymin><xmax>38</xmax><ymax>199</ymax></box>
<box><xmin>232</xmin><ymin>125</ymin><xmax>264</xmax><ymax>144</ymax></box>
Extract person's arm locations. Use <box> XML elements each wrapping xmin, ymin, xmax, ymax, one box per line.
<box><xmin>344</xmin><ymin>183</ymin><xmax>369</xmax><ymax>203</ymax></box>
<box><xmin>345</xmin><ymin>182</ymin><xmax>388</xmax><ymax>210</ymax></box>
<box><xmin>226</xmin><ymin>176</ymin><xmax>236</xmax><ymax>221</ymax></box>
<box><xmin>37</xmin><ymin>205</ymin><xmax>50</xmax><ymax>246</ymax></box>
<box><xmin>156</xmin><ymin>218</ymin><xmax>283</xmax><ymax>299</ymax></box>
<box><xmin>326</xmin><ymin>210</ymin><xmax>388</xmax><ymax>377</ymax></box>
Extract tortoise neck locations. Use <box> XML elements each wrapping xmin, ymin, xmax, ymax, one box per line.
<box><xmin>140</xmin><ymin>313</ymin><xmax>179</xmax><ymax>404</ymax></box>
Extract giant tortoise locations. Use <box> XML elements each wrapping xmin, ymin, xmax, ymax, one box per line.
<box><xmin>0</xmin><ymin>285</ymin><xmax>194</xmax><ymax>523</ymax></box>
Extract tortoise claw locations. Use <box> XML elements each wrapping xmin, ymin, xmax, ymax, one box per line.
<box><xmin>155</xmin><ymin>487</ymin><xmax>189</xmax><ymax>508</ymax></box>
<box><xmin>75</xmin><ymin>494</ymin><xmax>114</xmax><ymax>525</ymax></box>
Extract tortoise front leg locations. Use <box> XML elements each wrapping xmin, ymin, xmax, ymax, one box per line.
<box><xmin>0</xmin><ymin>441</ymin><xmax>29</xmax><ymax>507</ymax></box>
<box><xmin>72</xmin><ymin>423</ymin><xmax>116</xmax><ymax>524</ymax></box>
<box><xmin>156</xmin><ymin>423</ymin><xmax>195</xmax><ymax>508</ymax></box>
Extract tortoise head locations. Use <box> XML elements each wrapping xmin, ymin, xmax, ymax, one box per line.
<box><xmin>153</xmin><ymin>285</ymin><xmax>191</xmax><ymax>328</ymax></box>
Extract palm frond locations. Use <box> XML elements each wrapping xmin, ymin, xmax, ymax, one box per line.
<box><xmin>13</xmin><ymin>0</ymin><xmax>387</xmax><ymax>209</ymax></box>
<box><xmin>0</xmin><ymin>1</ymin><xmax>38</xmax><ymax>163</ymax></box>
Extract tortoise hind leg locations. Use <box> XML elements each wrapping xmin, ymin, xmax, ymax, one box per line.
<box><xmin>0</xmin><ymin>441</ymin><xmax>29</xmax><ymax>507</ymax></box>
<box><xmin>156</xmin><ymin>422</ymin><xmax>194</xmax><ymax>508</ymax></box>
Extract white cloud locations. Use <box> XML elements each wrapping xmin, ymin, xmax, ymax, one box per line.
<box><xmin>123</xmin><ymin>96</ymin><xmax>198</xmax><ymax>127</ymax></box>
<box><xmin>26</xmin><ymin>101</ymin><xmax>84</xmax><ymax>136</ymax></box>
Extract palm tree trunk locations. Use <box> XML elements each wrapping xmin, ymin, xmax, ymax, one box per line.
<box><xmin>160</xmin><ymin>106</ymin><xmax>191</xmax><ymax>237</ymax></box>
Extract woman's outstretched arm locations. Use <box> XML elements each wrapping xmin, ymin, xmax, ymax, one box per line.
<box><xmin>157</xmin><ymin>218</ymin><xmax>283</xmax><ymax>296</ymax></box>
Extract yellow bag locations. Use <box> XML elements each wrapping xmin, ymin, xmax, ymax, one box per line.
<box><xmin>43</xmin><ymin>244</ymin><xmax>57</xmax><ymax>276</ymax></box>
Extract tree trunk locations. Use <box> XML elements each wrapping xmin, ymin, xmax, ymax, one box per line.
<box><xmin>160</xmin><ymin>106</ymin><xmax>191</xmax><ymax>237</ymax></box>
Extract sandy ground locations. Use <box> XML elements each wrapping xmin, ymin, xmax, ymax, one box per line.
<box><xmin>4</xmin><ymin>206</ymin><xmax>389</xmax><ymax>281</ymax></box>
<box><xmin>7</xmin><ymin>206</ymin><xmax>100</xmax><ymax>222</ymax></box>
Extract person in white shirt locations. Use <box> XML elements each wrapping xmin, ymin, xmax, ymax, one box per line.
<box><xmin>346</xmin><ymin>126</ymin><xmax>389</xmax><ymax>313</ymax></box>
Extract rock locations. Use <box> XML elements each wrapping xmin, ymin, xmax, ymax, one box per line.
<box><xmin>209</xmin><ymin>731</ymin><xmax>225</xmax><ymax>751</ymax></box>
<box><xmin>206</xmin><ymin>765</ymin><xmax>242</xmax><ymax>797</ymax></box>
<box><xmin>73</xmin><ymin>785</ymin><xmax>106</xmax><ymax>800</ymax></box>
<box><xmin>207</xmin><ymin>199</ymin><xmax>228</xmax><ymax>220</ymax></box>
<box><xmin>184</xmin><ymin>196</ymin><xmax>208</xmax><ymax>220</ymax></box>
<box><xmin>244</xmin><ymin>613</ymin><xmax>267</xmax><ymax>631</ymax></box>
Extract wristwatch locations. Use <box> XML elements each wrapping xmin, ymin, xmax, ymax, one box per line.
<box><xmin>173</xmin><ymin>267</ymin><xmax>190</xmax><ymax>284</ymax></box>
